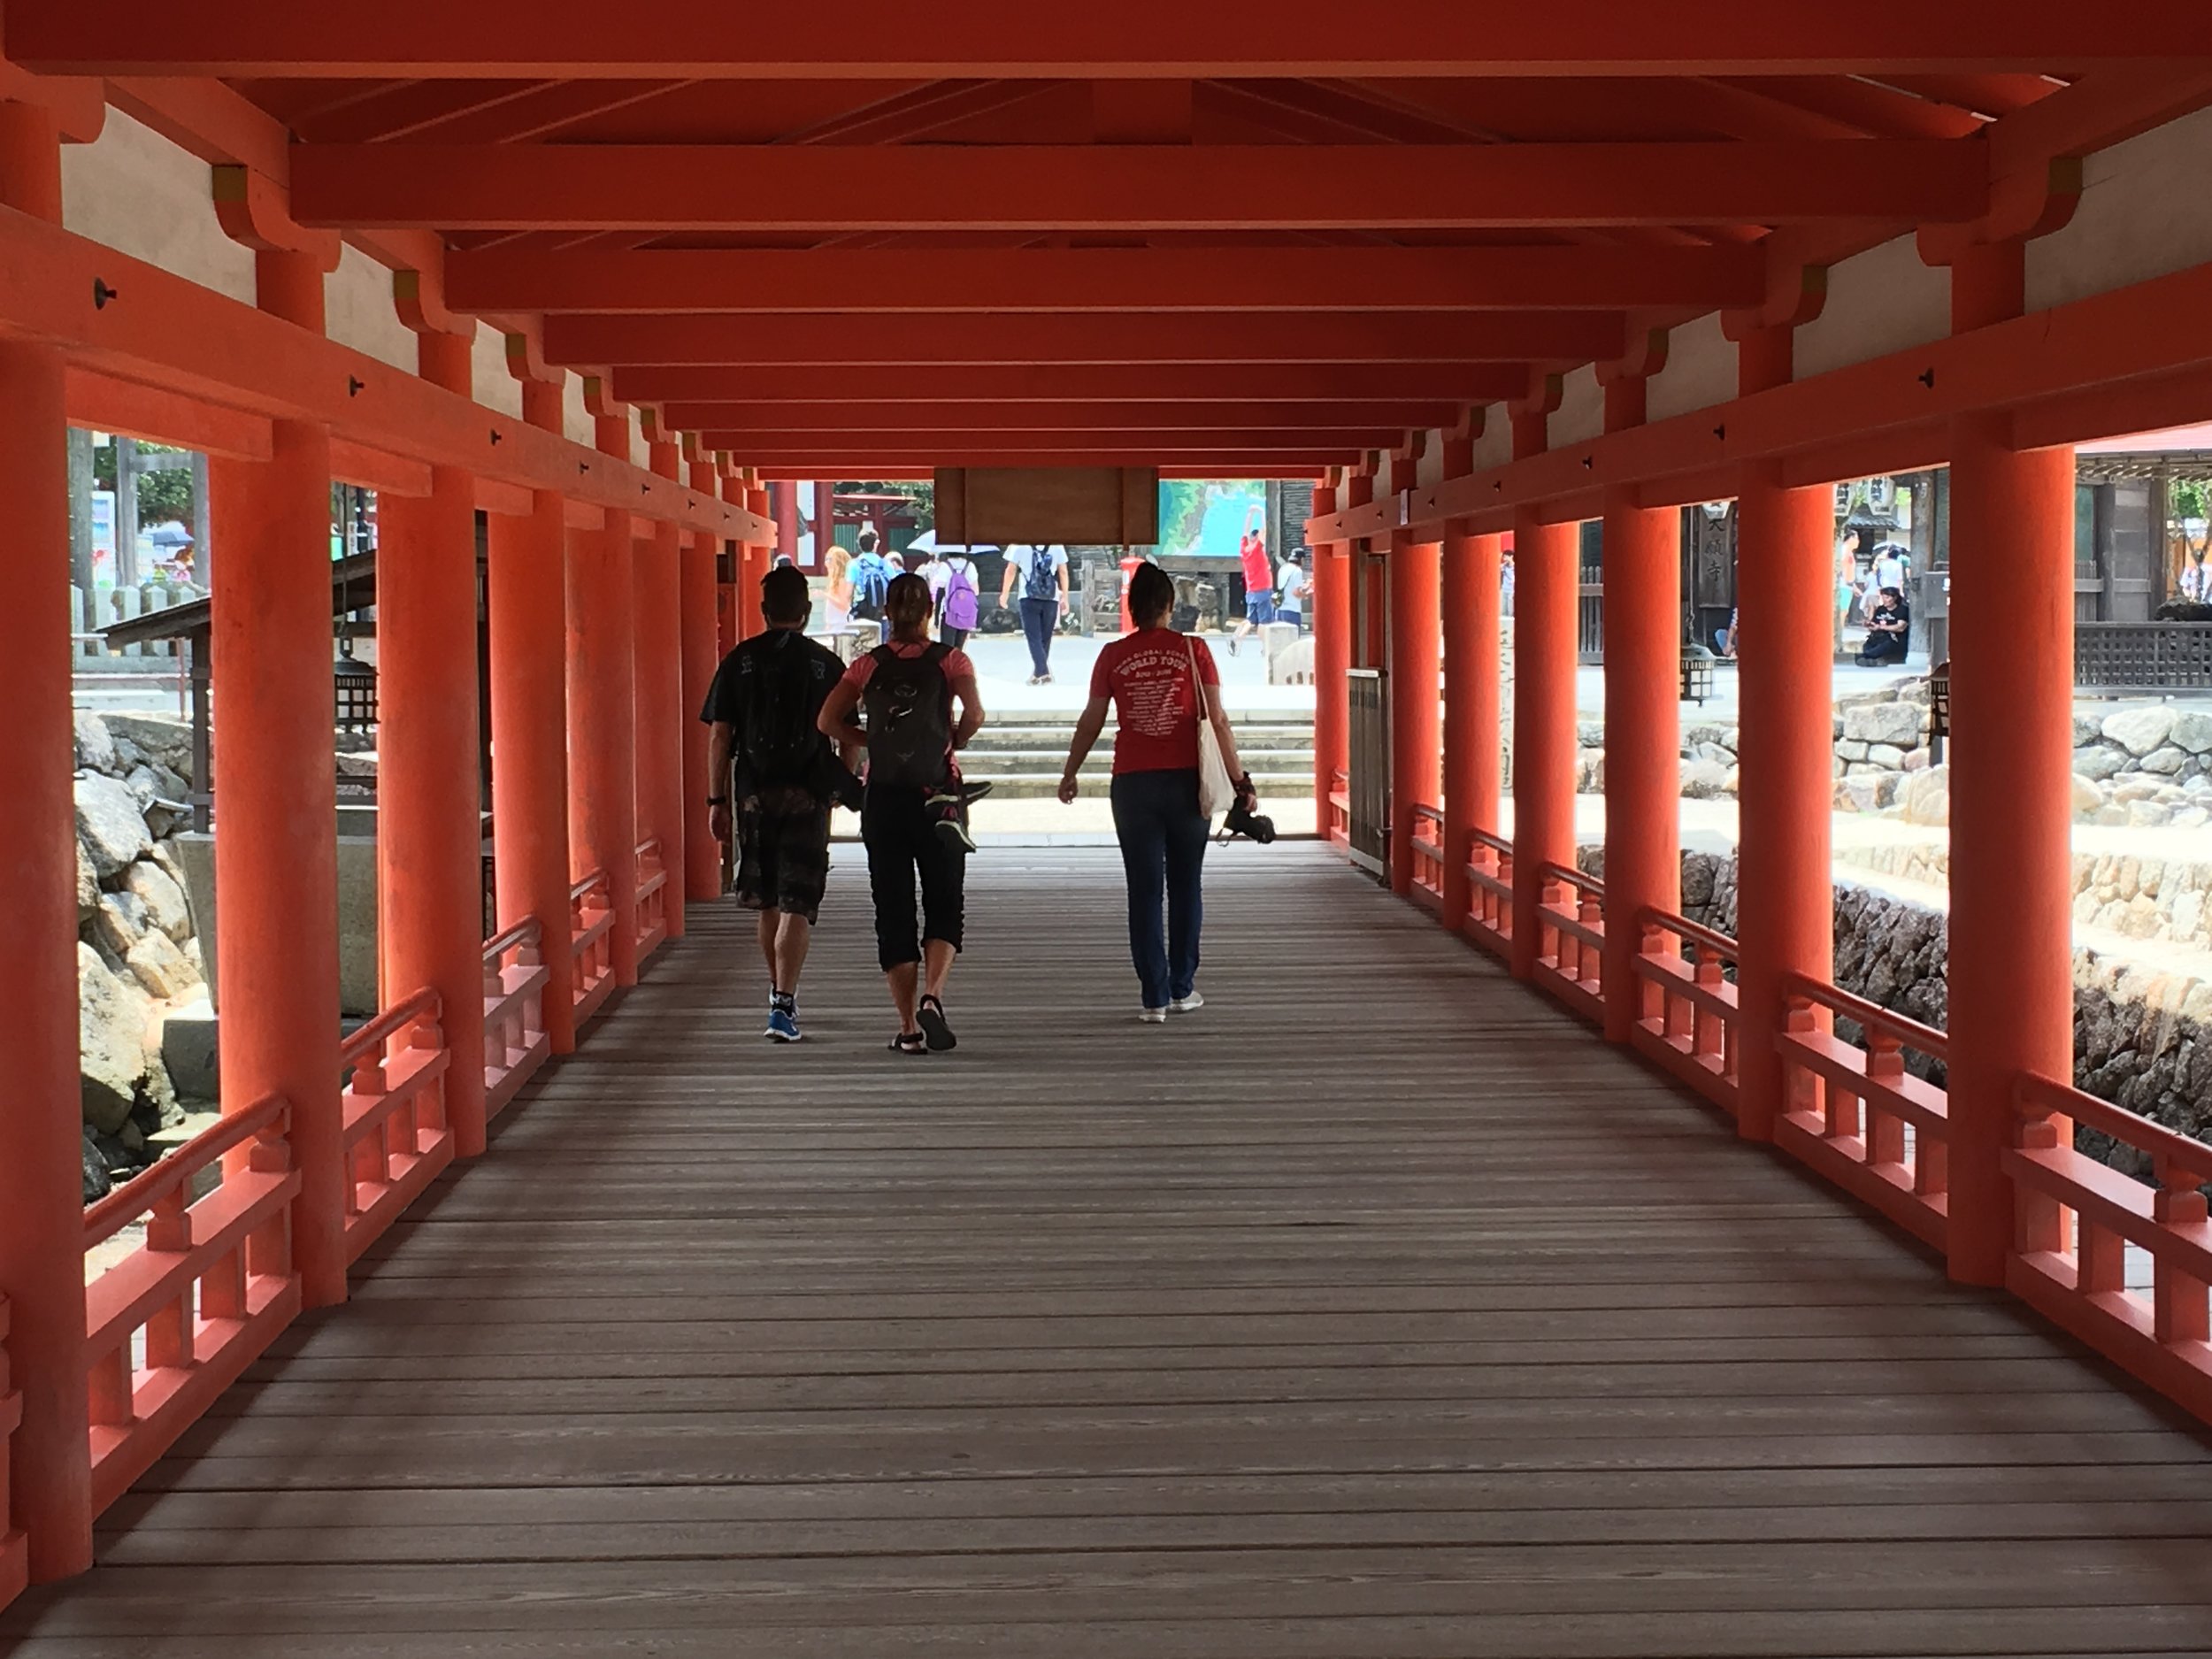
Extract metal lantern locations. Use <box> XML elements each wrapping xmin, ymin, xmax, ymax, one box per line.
<box><xmin>1680</xmin><ymin>645</ymin><xmax>1716</xmax><ymax>706</ymax></box>
<box><xmin>333</xmin><ymin>636</ymin><xmax>378</xmax><ymax>735</ymax></box>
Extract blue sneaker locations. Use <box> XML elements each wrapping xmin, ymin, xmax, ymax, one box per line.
<box><xmin>766</xmin><ymin>1005</ymin><xmax>802</xmax><ymax>1043</ymax></box>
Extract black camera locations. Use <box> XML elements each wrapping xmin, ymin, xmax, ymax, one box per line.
<box><xmin>1222</xmin><ymin>776</ymin><xmax>1276</xmax><ymax>843</ymax></box>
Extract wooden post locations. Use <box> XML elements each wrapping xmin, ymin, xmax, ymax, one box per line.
<box><xmin>1944</xmin><ymin>240</ymin><xmax>2076</xmax><ymax>1284</ymax></box>
<box><xmin>1731</xmin><ymin>325</ymin><xmax>1835</xmax><ymax>1141</ymax></box>
<box><xmin>1509</xmin><ymin>408</ymin><xmax>1578</xmax><ymax>979</ymax></box>
<box><xmin>488</xmin><ymin>377</ymin><xmax>576</xmax><ymax>1053</ymax></box>
<box><xmin>571</xmin><ymin>411</ymin><xmax>641</xmax><ymax>986</ymax></box>
<box><xmin>683</xmin><ymin>456</ymin><xmax>726</xmax><ymax>902</ymax></box>
<box><xmin>639</xmin><ymin>435</ymin><xmax>687</xmax><ymax>941</ymax></box>
<box><xmin>0</xmin><ymin>97</ymin><xmax>94</xmax><ymax>1583</ymax></box>
<box><xmin>1441</xmin><ymin>526</ymin><xmax>1502</xmax><ymax>934</ymax></box>
<box><xmin>207</xmin><ymin>248</ymin><xmax>348</xmax><ymax>1304</ymax></box>
<box><xmin>1309</xmin><ymin>478</ymin><xmax>1348</xmax><ymax>834</ymax></box>
<box><xmin>1387</xmin><ymin>529</ymin><xmax>1440</xmax><ymax>898</ymax></box>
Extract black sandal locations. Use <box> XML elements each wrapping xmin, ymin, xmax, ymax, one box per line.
<box><xmin>917</xmin><ymin>995</ymin><xmax>957</xmax><ymax>1052</ymax></box>
<box><xmin>889</xmin><ymin>1031</ymin><xmax>927</xmax><ymax>1056</ymax></box>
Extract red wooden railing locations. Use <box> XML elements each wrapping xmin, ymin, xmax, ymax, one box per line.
<box><xmin>1776</xmin><ymin>974</ymin><xmax>1951</xmax><ymax>1250</ymax></box>
<box><xmin>1463</xmin><ymin>826</ymin><xmax>1513</xmax><ymax>960</ymax></box>
<box><xmin>482</xmin><ymin>918</ymin><xmax>553</xmax><ymax>1121</ymax></box>
<box><xmin>1533</xmin><ymin>863</ymin><xmax>1605</xmax><ymax>1024</ymax></box>
<box><xmin>338</xmin><ymin>990</ymin><xmax>452</xmax><ymax>1265</ymax></box>
<box><xmin>80</xmin><ymin>1094</ymin><xmax>301</xmax><ymax>1515</ymax></box>
<box><xmin>571</xmin><ymin>869</ymin><xmax>616</xmax><ymax>1025</ymax></box>
<box><xmin>1</xmin><ymin>1297</ymin><xmax>27</xmax><ymax>1608</ymax></box>
<box><xmin>635</xmin><ymin>838</ymin><xmax>671</xmax><ymax>961</ymax></box>
<box><xmin>1408</xmin><ymin>803</ymin><xmax>1446</xmax><ymax>913</ymax></box>
<box><xmin>2008</xmin><ymin>1072</ymin><xmax>2212</xmax><ymax>1424</ymax></box>
<box><xmin>1327</xmin><ymin>768</ymin><xmax>1351</xmax><ymax>850</ymax></box>
<box><xmin>1631</xmin><ymin>908</ymin><xmax>1740</xmax><ymax>1117</ymax></box>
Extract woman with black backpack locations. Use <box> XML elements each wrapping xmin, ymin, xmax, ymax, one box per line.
<box><xmin>818</xmin><ymin>574</ymin><xmax>986</xmax><ymax>1055</ymax></box>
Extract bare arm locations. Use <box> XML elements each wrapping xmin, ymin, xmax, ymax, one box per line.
<box><xmin>1058</xmin><ymin>695</ymin><xmax>1111</xmax><ymax>803</ymax></box>
<box><xmin>999</xmin><ymin>560</ymin><xmax>1017</xmax><ymax>605</ymax></box>
<box><xmin>818</xmin><ymin>679</ymin><xmax>867</xmax><ymax>751</ymax></box>
<box><xmin>949</xmin><ymin>672</ymin><xmax>985</xmax><ymax>751</ymax></box>
<box><xmin>1056</xmin><ymin>557</ymin><xmax>1070</xmax><ymax>609</ymax></box>
<box><xmin>707</xmin><ymin>721</ymin><xmax>736</xmax><ymax>843</ymax></box>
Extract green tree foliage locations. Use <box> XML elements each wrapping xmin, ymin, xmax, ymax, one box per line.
<box><xmin>90</xmin><ymin>440</ymin><xmax>197</xmax><ymax>531</ymax></box>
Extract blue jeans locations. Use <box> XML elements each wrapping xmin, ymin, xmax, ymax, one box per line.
<box><xmin>1110</xmin><ymin>768</ymin><xmax>1208</xmax><ymax>1009</ymax></box>
<box><xmin>1018</xmin><ymin>596</ymin><xmax>1057</xmax><ymax>676</ymax></box>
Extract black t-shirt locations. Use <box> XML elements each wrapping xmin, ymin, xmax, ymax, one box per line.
<box><xmin>700</xmin><ymin>628</ymin><xmax>846</xmax><ymax>795</ymax></box>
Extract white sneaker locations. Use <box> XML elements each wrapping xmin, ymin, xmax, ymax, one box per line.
<box><xmin>1170</xmin><ymin>992</ymin><xmax>1205</xmax><ymax>1013</ymax></box>
<box><xmin>1138</xmin><ymin>1007</ymin><xmax>1168</xmax><ymax>1024</ymax></box>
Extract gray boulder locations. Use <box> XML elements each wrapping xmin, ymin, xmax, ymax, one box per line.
<box><xmin>103</xmin><ymin>713</ymin><xmax>194</xmax><ymax>780</ymax></box>
<box><xmin>73</xmin><ymin>709</ymin><xmax>116</xmax><ymax>773</ymax></box>
<box><xmin>2102</xmin><ymin>704</ymin><xmax>2178</xmax><ymax>757</ymax></box>
<box><xmin>2075</xmin><ymin>744</ymin><xmax>2131</xmax><ymax>782</ymax></box>
<box><xmin>1680</xmin><ymin>757</ymin><xmax>1732</xmax><ymax>799</ymax></box>
<box><xmin>2140</xmin><ymin>746</ymin><xmax>2190</xmax><ymax>776</ymax></box>
<box><xmin>78</xmin><ymin>941</ymin><xmax>148</xmax><ymax>1134</ymax></box>
<box><xmin>2171</xmin><ymin>710</ymin><xmax>2212</xmax><ymax>757</ymax></box>
<box><xmin>75</xmin><ymin>772</ymin><xmax>152</xmax><ymax>879</ymax></box>
<box><xmin>91</xmin><ymin>892</ymin><xmax>151</xmax><ymax>959</ymax></box>
<box><xmin>76</xmin><ymin>837</ymin><xmax>99</xmax><ymax>921</ymax></box>
<box><xmin>121</xmin><ymin>862</ymin><xmax>192</xmax><ymax>941</ymax></box>
<box><xmin>1842</xmin><ymin>701</ymin><xmax>1925</xmax><ymax>749</ymax></box>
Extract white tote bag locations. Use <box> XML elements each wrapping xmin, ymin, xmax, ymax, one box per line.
<box><xmin>1188</xmin><ymin>637</ymin><xmax>1235</xmax><ymax>820</ymax></box>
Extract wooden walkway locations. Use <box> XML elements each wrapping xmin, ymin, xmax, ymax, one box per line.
<box><xmin>10</xmin><ymin>844</ymin><xmax>2212</xmax><ymax>1655</ymax></box>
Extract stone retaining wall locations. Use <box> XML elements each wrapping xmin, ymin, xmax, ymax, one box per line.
<box><xmin>1839</xmin><ymin>841</ymin><xmax>2212</xmax><ymax>956</ymax></box>
<box><xmin>72</xmin><ymin>709</ymin><xmax>203</xmax><ymax>1197</ymax></box>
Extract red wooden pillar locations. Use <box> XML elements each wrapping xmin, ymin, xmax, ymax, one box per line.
<box><xmin>741</xmin><ymin>485</ymin><xmax>772</xmax><ymax>638</ymax></box>
<box><xmin>1732</xmin><ymin>325</ymin><xmax>1835</xmax><ymax>1141</ymax></box>
<box><xmin>1509</xmin><ymin>413</ymin><xmax>1578</xmax><ymax>979</ymax></box>
<box><xmin>571</xmin><ymin>414</ymin><xmax>640</xmax><ymax>987</ymax></box>
<box><xmin>377</xmin><ymin>329</ymin><xmax>488</xmax><ymax>1155</ymax></box>
<box><xmin>682</xmin><ymin>455</ymin><xmax>726</xmax><ymax>903</ymax></box>
<box><xmin>204</xmin><ymin>252</ymin><xmax>349</xmax><ymax>1313</ymax></box>
<box><xmin>488</xmin><ymin>378</ymin><xmax>575</xmax><ymax>1054</ymax></box>
<box><xmin>1387</xmin><ymin>530</ymin><xmax>1441</xmax><ymax>898</ymax></box>
<box><xmin>1309</xmin><ymin>478</ymin><xmax>1348</xmax><ymax>833</ymax></box>
<box><xmin>1440</xmin><ymin>526</ymin><xmax>1502</xmax><ymax>933</ymax></box>
<box><xmin>639</xmin><ymin>435</ymin><xmax>687</xmax><ymax>941</ymax></box>
<box><xmin>1599</xmin><ymin>373</ymin><xmax>1681</xmax><ymax>1042</ymax></box>
<box><xmin>1944</xmin><ymin>242</ymin><xmax>2076</xmax><ymax>1285</ymax></box>
<box><xmin>0</xmin><ymin>100</ymin><xmax>93</xmax><ymax>1581</ymax></box>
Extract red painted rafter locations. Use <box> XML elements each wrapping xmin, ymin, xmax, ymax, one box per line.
<box><xmin>614</xmin><ymin>363</ymin><xmax>1533</xmax><ymax>404</ymax></box>
<box><xmin>444</xmin><ymin>243</ymin><xmax>1763</xmax><ymax>314</ymax></box>
<box><xmin>543</xmin><ymin>310</ymin><xmax>1626</xmax><ymax>368</ymax></box>
<box><xmin>18</xmin><ymin>4</ymin><xmax>2200</xmax><ymax>77</ymax></box>
<box><xmin>780</xmin><ymin>79</ymin><xmax>1076</xmax><ymax>146</ymax></box>
<box><xmin>288</xmin><ymin>141</ymin><xmax>1991</xmax><ymax>231</ymax></box>
<box><xmin>666</xmin><ymin>401</ymin><xmax>1463</xmax><ymax>431</ymax></box>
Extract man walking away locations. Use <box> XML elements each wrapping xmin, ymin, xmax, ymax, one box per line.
<box><xmin>999</xmin><ymin>543</ymin><xmax>1070</xmax><ymax>683</ymax></box>
<box><xmin>850</xmin><ymin>528</ymin><xmax>892</xmax><ymax>626</ymax></box>
<box><xmin>702</xmin><ymin>565</ymin><xmax>857</xmax><ymax>1043</ymax></box>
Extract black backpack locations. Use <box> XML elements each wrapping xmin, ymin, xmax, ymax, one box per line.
<box><xmin>737</xmin><ymin>633</ymin><xmax>830</xmax><ymax>787</ymax></box>
<box><xmin>860</xmin><ymin>644</ymin><xmax>953</xmax><ymax>790</ymax></box>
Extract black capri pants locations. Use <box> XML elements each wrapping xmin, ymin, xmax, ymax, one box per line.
<box><xmin>861</xmin><ymin>786</ymin><xmax>965</xmax><ymax>971</ymax></box>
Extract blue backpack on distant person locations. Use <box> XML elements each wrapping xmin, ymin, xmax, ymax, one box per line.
<box><xmin>852</xmin><ymin>550</ymin><xmax>890</xmax><ymax>618</ymax></box>
<box><xmin>1021</xmin><ymin>546</ymin><xmax>1060</xmax><ymax>603</ymax></box>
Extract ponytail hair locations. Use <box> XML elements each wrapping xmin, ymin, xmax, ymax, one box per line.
<box><xmin>884</xmin><ymin>572</ymin><xmax>933</xmax><ymax>641</ymax></box>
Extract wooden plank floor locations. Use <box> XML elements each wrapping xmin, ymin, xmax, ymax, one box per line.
<box><xmin>12</xmin><ymin>843</ymin><xmax>2212</xmax><ymax>1656</ymax></box>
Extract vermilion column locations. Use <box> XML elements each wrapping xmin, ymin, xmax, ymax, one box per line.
<box><xmin>488</xmin><ymin>378</ymin><xmax>576</xmax><ymax>1053</ymax></box>
<box><xmin>1732</xmin><ymin>325</ymin><xmax>1834</xmax><ymax>1140</ymax></box>
<box><xmin>741</xmin><ymin>484</ymin><xmax>772</xmax><ymax>638</ymax></box>
<box><xmin>1387</xmin><ymin>530</ymin><xmax>1441</xmax><ymax>898</ymax></box>
<box><xmin>0</xmin><ymin>100</ymin><xmax>93</xmax><ymax>1580</ymax></box>
<box><xmin>571</xmin><ymin>415</ymin><xmax>641</xmax><ymax>986</ymax></box>
<box><xmin>682</xmin><ymin>457</ymin><xmax>725</xmax><ymax>902</ymax></box>
<box><xmin>1599</xmin><ymin>368</ymin><xmax>1683</xmax><ymax>1041</ymax></box>
<box><xmin>377</xmin><ymin>330</ymin><xmax>488</xmax><ymax>1155</ymax></box>
<box><xmin>1308</xmin><ymin>479</ymin><xmax>1347</xmax><ymax>832</ymax></box>
<box><xmin>209</xmin><ymin>250</ymin><xmax>349</xmax><ymax>1308</ymax></box>
<box><xmin>1440</xmin><ymin>526</ymin><xmax>1502</xmax><ymax>933</ymax></box>
<box><xmin>638</xmin><ymin>438</ymin><xmax>687</xmax><ymax>941</ymax></box>
<box><xmin>1944</xmin><ymin>242</ymin><xmax>2075</xmax><ymax>1285</ymax></box>
<box><xmin>1509</xmin><ymin>415</ymin><xmax>1578</xmax><ymax>978</ymax></box>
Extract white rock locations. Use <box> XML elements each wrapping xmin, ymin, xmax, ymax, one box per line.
<box><xmin>2102</xmin><ymin>704</ymin><xmax>2179</xmax><ymax>757</ymax></box>
<box><xmin>1899</xmin><ymin>765</ymin><xmax>1950</xmax><ymax>827</ymax></box>
<box><xmin>1680</xmin><ymin>757</ymin><xmax>1731</xmax><ymax>799</ymax></box>
<box><xmin>125</xmin><ymin>930</ymin><xmax>198</xmax><ymax>1000</ymax></box>
<box><xmin>2128</xmin><ymin>800</ymin><xmax>2174</xmax><ymax>826</ymax></box>
<box><xmin>78</xmin><ymin>941</ymin><xmax>148</xmax><ymax>1134</ymax></box>
<box><xmin>121</xmin><ymin>862</ymin><xmax>192</xmax><ymax>941</ymax></box>
<box><xmin>2170</xmin><ymin>710</ymin><xmax>2212</xmax><ymax>755</ymax></box>
<box><xmin>75</xmin><ymin>772</ymin><xmax>153</xmax><ymax>878</ymax></box>
<box><xmin>2140</xmin><ymin>745</ymin><xmax>2189</xmax><ymax>776</ymax></box>
<box><xmin>91</xmin><ymin>892</ymin><xmax>151</xmax><ymax>958</ymax></box>
<box><xmin>1842</xmin><ymin>702</ymin><xmax>1926</xmax><ymax>749</ymax></box>
<box><xmin>73</xmin><ymin>709</ymin><xmax>116</xmax><ymax>773</ymax></box>
<box><xmin>2071</xmin><ymin>774</ymin><xmax>2103</xmax><ymax>818</ymax></box>
<box><xmin>2074</xmin><ymin>744</ymin><xmax>2131</xmax><ymax>781</ymax></box>
<box><xmin>2175</xmin><ymin>807</ymin><xmax>2211</xmax><ymax>829</ymax></box>
<box><xmin>1868</xmin><ymin>743</ymin><xmax>1907</xmax><ymax>768</ymax></box>
<box><xmin>1836</xmin><ymin>740</ymin><xmax>1870</xmax><ymax>762</ymax></box>
<box><xmin>76</xmin><ymin>837</ymin><xmax>99</xmax><ymax>919</ymax></box>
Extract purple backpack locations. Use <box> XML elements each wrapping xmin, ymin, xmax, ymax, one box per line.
<box><xmin>943</xmin><ymin>560</ymin><xmax>979</xmax><ymax>631</ymax></box>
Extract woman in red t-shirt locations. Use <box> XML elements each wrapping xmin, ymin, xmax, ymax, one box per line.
<box><xmin>1057</xmin><ymin>562</ymin><xmax>1254</xmax><ymax>1022</ymax></box>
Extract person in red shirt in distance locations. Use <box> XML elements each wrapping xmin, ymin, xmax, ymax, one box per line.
<box><xmin>1057</xmin><ymin>562</ymin><xmax>1256</xmax><ymax>1022</ymax></box>
<box><xmin>1230</xmin><ymin>530</ymin><xmax>1276</xmax><ymax>655</ymax></box>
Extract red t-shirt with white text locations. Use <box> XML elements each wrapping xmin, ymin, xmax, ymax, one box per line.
<box><xmin>1089</xmin><ymin>629</ymin><xmax>1221</xmax><ymax>774</ymax></box>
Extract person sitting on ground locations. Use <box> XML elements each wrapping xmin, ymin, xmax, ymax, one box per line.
<box><xmin>1057</xmin><ymin>562</ymin><xmax>1256</xmax><ymax>1024</ymax></box>
<box><xmin>701</xmin><ymin>564</ymin><xmax>859</xmax><ymax>1044</ymax></box>
<box><xmin>1855</xmin><ymin>585</ymin><xmax>1911</xmax><ymax>667</ymax></box>
<box><xmin>818</xmin><ymin>573</ymin><xmax>986</xmax><ymax>1056</ymax></box>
